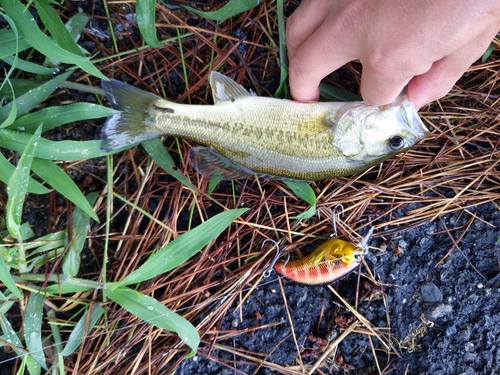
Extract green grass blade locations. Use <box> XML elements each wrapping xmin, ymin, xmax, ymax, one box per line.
<box><xmin>10</xmin><ymin>103</ymin><xmax>117</xmax><ymax>135</ymax></box>
<box><xmin>30</xmin><ymin>158</ymin><xmax>99</xmax><ymax>221</ymax></box>
<box><xmin>60</xmin><ymin>305</ymin><xmax>105</xmax><ymax>356</ymax></box>
<box><xmin>0</xmin><ymin>152</ymin><xmax>50</xmax><ymax>194</ymax></box>
<box><xmin>20</xmin><ymin>230</ymin><xmax>65</xmax><ymax>254</ymax></box>
<box><xmin>136</xmin><ymin>0</ymin><xmax>162</xmax><ymax>48</ymax></box>
<box><xmin>0</xmin><ymin>256</ymin><xmax>23</xmax><ymax>299</ymax></box>
<box><xmin>63</xmin><ymin>192</ymin><xmax>99</xmax><ymax>277</ymax></box>
<box><xmin>1</xmin><ymin>55</ymin><xmax>59</xmax><ymax>75</ymax></box>
<box><xmin>0</xmin><ymin>131</ymin><xmax>108</xmax><ymax>160</ymax></box>
<box><xmin>1</xmin><ymin>0</ymin><xmax>106</xmax><ymax>79</ymax></box>
<box><xmin>0</xmin><ymin>71</ymin><xmax>72</xmax><ymax>126</ymax></box>
<box><xmin>184</xmin><ymin>0</ymin><xmax>261</xmax><ymax>21</ymax></box>
<box><xmin>0</xmin><ymin>79</ymin><xmax>18</xmax><ymax>129</ymax></box>
<box><xmin>0</xmin><ymin>28</ymin><xmax>31</xmax><ymax>58</ymax></box>
<box><xmin>319</xmin><ymin>82</ymin><xmax>361</xmax><ymax>102</ymax></box>
<box><xmin>25</xmin><ymin>292</ymin><xmax>48</xmax><ymax>370</ymax></box>
<box><xmin>118</xmin><ymin>208</ymin><xmax>248</xmax><ymax>286</ymax></box>
<box><xmin>6</xmin><ymin>126</ymin><xmax>41</xmax><ymax>240</ymax></box>
<box><xmin>274</xmin><ymin>0</ymin><xmax>289</xmax><ymax>99</ymax></box>
<box><xmin>482</xmin><ymin>42</ymin><xmax>496</xmax><ymax>63</ymax></box>
<box><xmin>105</xmin><ymin>287</ymin><xmax>200</xmax><ymax>356</ymax></box>
<box><xmin>142</xmin><ymin>138</ymin><xmax>196</xmax><ymax>192</ymax></box>
<box><xmin>0</xmin><ymin>78</ymin><xmax>39</xmax><ymax>99</ymax></box>
<box><xmin>0</xmin><ymin>315</ymin><xmax>41</xmax><ymax>374</ymax></box>
<box><xmin>46</xmin><ymin>310</ymin><xmax>63</xmax><ymax>365</ymax></box>
<box><xmin>43</xmin><ymin>283</ymin><xmax>94</xmax><ymax>295</ymax></box>
<box><xmin>284</xmin><ymin>181</ymin><xmax>317</xmax><ymax>219</ymax></box>
<box><xmin>33</xmin><ymin>0</ymin><xmax>84</xmax><ymax>56</ymax></box>
<box><xmin>207</xmin><ymin>172</ymin><xmax>224</xmax><ymax>195</ymax></box>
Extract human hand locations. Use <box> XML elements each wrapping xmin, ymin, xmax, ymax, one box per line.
<box><xmin>287</xmin><ymin>0</ymin><xmax>500</xmax><ymax>108</ymax></box>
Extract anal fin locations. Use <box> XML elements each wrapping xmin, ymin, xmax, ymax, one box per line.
<box><xmin>188</xmin><ymin>146</ymin><xmax>256</xmax><ymax>180</ymax></box>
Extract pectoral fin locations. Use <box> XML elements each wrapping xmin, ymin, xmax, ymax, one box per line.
<box><xmin>188</xmin><ymin>146</ymin><xmax>256</xmax><ymax>180</ymax></box>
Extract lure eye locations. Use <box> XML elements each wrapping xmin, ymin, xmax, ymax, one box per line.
<box><xmin>389</xmin><ymin>135</ymin><xmax>404</xmax><ymax>150</ymax></box>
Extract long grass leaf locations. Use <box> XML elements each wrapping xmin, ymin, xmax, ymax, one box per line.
<box><xmin>274</xmin><ymin>0</ymin><xmax>289</xmax><ymax>98</ymax></box>
<box><xmin>142</xmin><ymin>138</ymin><xmax>196</xmax><ymax>192</ymax></box>
<box><xmin>1</xmin><ymin>0</ymin><xmax>105</xmax><ymax>79</ymax></box>
<box><xmin>0</xmin><ymin>315</ymin><xmax>41</xmax><ymax>374</ymax></box>
<box><xmin>30</xmin><ymin>158</ymin><xmax>99</xmax><ymax>221</ymax></box>
<box><xmin>0</xmin><ymin>78</ymin><xmax>17</xmax><ymax>129</ymax></box>
<box><xmin>46</xmin><ymin>310</ymin><xmax>63</xmax><ymax>365</ymax></box>
<box><xmin>136</xmin><ymin>0</ymin><xmax>162</xmax><ymax>48</ymax></box>
<box><xmin>105</xmin><ymin>287</ymin><xmax>200</xmax><ymax>356</ymax></box>
<box><xmin>19</xmin><ymin>230</ymin><xmax>65</xmax><ymax>254</ymax></box>
<box><xmin>10</xmin><ymin>103</ymin><xmax>117</xmax><ymax>134</ymax></box>
<box><xmin>117</xmin><ymin>208</ymin><xmax>248</xmax><ymax>286</ymax></box>
<box><xmin>1</xmin><ymin>55</ymin><xmax>59</xmax><ymax>75</ymax></box>
<box><xmin>0</xmin><ymin>152</ymin><xmax>50</xmax><ymax>194</ymax></box>
<box><xmin>0</xmin><ymin>256</ymin><xmax>23</xmax><ymax>300</ymax></box>
<box><xmin>63</xmin><ymin>192</ymin><xmax>99</xmax><ymax>277</ymax></box>
<box><xmin>43</xmin><ymin>283</ymin><xmax>94</xmax><ymax>295</ymax></box>
<box><xmin>0</xmin><ymin>78</ymin><xmax>39</xmax><ymax>99</ymax></box>
<box><xmin>0</xmin><ymin>131</ymin><xmax>108</xmax><ymax>160</ymax></box>
<box><xmin>0</xmin><ymin>12</ymin><xmax>20</xmax><ymax>128</ymax></box>
<box><xmin>319</xmin><ymin>82</ymin><xmax>361</xmax><ymax>102</ymax></box>
<box><xmin>6</xmin><ymin>126</ymin><xmax>41</xmax><ymax>240</ymax></box>
<box><xmin>184</xmin><ymin>0</ymin><xmax>261</xmax><ymax>21</ymax></box>
<box><xmin>25</xmin><ymin>293</ymin><xmax>48</xmax><ymax>370</ymax></box>
<box><xmin>33</xmin><ymin>0</ymin><xmax>84</xmax><ymax>56</ymax></box>
<box><xmin>0</xmin><ymin>28</ymin><xmax>31</xmax><ymax>58</ymax></box>
<box><xmin>60</xmin><ymin>305</ymin><xmax>105</xmax><ymax>356</ymax></box>
<box><xmin>0</xmin><ymin>71</ymin><xmax>71</xmax><ymax>126</ymax></box>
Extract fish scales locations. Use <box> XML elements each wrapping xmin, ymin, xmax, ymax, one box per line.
<box><xmin>148</xmin><ymin>98</ymin><xmax>339</xmax><ymax>158</ymax></box>
<box><xmin>145</xmin><ymin>98</ymin><xmax>360</xmax><ymax>179</ymax></box>
<box><xmin>101</xmin><ymin>72</ymin><xmax>430</xmax><ymax>181</ymax></box>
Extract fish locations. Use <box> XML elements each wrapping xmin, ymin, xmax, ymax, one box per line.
<box><xmin>273</xmin><ymin>227</ymin><xmax>373</xmax><ymax>285</ymax></box>
<box><xmin>100</xmin><ymin>72</ymin><xmax>429</xmax><ymax>181</ymax></box>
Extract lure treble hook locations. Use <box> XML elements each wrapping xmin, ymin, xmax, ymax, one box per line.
<box><xmin>262</xmin><ymin>239</ymin><xmax>289</xmax><ymax>278</ymax></box>
<box><xmin>331</xmin><ymin>204</ymin><xmax>344</xmax><ymax>238</ymax></box>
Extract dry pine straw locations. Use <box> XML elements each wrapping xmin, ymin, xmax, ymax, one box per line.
<box><xmin>37</xmin><ymin>2</ymin><xmax>500</xmax><ymax>374</ymax></box>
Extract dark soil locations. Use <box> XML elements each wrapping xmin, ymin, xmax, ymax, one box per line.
<box><xmin>176</xmin><ymin>202</ymin><xmax>500</xmax><ymax>374</ymax></box>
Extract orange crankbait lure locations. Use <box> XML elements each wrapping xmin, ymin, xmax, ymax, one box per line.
<box><xmin>272</xmin><ymin>228</ymin><xmax>373</xmax><ymax>286</ymax></box>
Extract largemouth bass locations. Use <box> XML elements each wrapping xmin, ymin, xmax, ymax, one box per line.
<box><xmin>101</xmin><ymin>72</ymin><xmax>429</xmax><ymax>180</ymax></box>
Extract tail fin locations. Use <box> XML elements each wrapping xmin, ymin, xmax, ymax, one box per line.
<box><xmin>100</xmin><ymin>79</ymin><xmax>163</xmax><ymax>152</ymax></box>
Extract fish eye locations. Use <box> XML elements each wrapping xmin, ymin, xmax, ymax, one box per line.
<box><xmin>389</xmin><ymin>135</ymin><xmax>404</xmax><ymax>150</ymax></box>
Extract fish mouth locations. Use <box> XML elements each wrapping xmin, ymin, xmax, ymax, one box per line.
<box><xmin>398</xmin><ymin>102</ymin><xmax>430</xmax><ymax>140</ymax></box>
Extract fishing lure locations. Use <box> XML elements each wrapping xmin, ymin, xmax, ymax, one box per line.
<box><xmin>264</xmin><ymin>205</ymin><xmax>374</xmax><ymax>285</ymax></box>
<box><xmin>272</xmin><ymin>229</ymin><xmax>373</xmax><ymax>285</ymax></box>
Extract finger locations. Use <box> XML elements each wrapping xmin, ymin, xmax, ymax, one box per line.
<box><xmin>286</xmin><ymin>0</ymin><xmax>333</xmax><ymax>59</ymax></box>
<box><xmin>288</xmin><ymin>18</ymin><xmax>355</xmax><ymax>102</ymax></box>
<box><xmin>407</xmin><ymin>37</ymin><xmax>495</xmax><ymax>108</ymax></box>
<box><xmin>359</xmin><ymin>56</ymin><xmax>431</xmax><ymax>107</ymax></box>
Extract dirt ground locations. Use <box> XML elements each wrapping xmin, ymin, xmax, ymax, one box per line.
<box><xmin>177</xmin><ymin>201</ymin><xmax>500</xmax><ymax>374</ymax></box>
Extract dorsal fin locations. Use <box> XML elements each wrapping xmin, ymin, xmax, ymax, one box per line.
<box><xmin>209</xmin><ymin>72</ymin><xmax>255</xmax><ymax>103</ymax></box>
